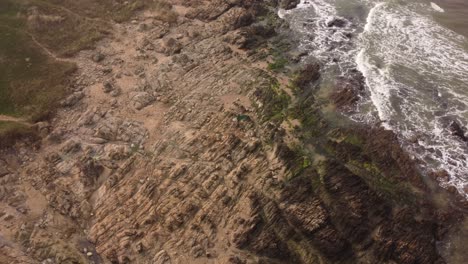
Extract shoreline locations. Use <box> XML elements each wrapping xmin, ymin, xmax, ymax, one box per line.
<box><xmin>281</xmin><ymin>0</ymin><xmax>468</xmax><ymax>201</ymax></box>
<box><xmin>278</xmin><ymin>0</ymin><xmax>468</xmax><ymax>262</ymax></box>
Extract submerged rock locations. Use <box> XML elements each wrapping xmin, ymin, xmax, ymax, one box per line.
<box><xmin>326</xmin><ymin>17</ymin><xmax>348</xmax><ymax>27</ymax></box>
<box><xmin>280</xmin><ymin>0</ymin><xmax>300</xmax><ymax>10</ymax></box>
<box><xmin>448</xmin><ymin>120</ymin><xmax>467</xmax><ymax>141</ymax></box>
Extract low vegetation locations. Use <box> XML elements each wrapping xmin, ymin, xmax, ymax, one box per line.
<box><xmin>0</xmin><ymin>25</ymin><xmax>76</xmax><ymax>120</ymax></box>
<box><xmin>255</xmin><ymin>79</ymin><xmax>291</xmax><ymax>123</ymax></box>
<box><xmin>268</xmin><ymin>56</ymin><xmax>288</xmax><ymax>71</ymax></box>
<box><xmin>267</xmin><ymin>38</ymin><xmax>291</xmax><ymax>72</ymax></box>
<box><xmin>0</xmin><ymin>0</ymin><xmax>160</xmax><ymax>146</ymax></box>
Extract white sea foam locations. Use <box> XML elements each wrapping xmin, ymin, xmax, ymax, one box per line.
<box><xmin>284</xmin><ymin>0</ymin><xmax>468</xmax><ymax>198</ymax></box>
<box><xmin>358</xmin><ymin>2</ymin><xmax>468</xmax><ymax>198</ymax></box>
<box><xmin>277</xmin><ymin>9</ymin><xmax>286</xmax><ymax>19</ymax></box>
<box><xmin>281</xmin><ymin>0</ymin><xmax>358</xmax><ymax>72</ymax></box>
<box><xmin>431</xmin><ymin>2</ymin><xmax>445</xmax><ymax>13</ymax></box>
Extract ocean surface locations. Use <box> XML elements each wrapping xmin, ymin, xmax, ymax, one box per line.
<box><xmin>280</xmin><ymin>0</ymin><xmax>468</xmax><ymax>199</ymax></box>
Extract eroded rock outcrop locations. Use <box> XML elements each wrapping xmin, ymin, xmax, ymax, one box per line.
<box><xmin>0</xmin><ymin>1</ymin><xmax>463</xmax><ymax>264</ymax></box>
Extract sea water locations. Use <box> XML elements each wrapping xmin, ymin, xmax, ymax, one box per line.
<box><xmin>281</xmin><ymin>0</ymin><xmax>468</xmax><ymax>199</ymax></box>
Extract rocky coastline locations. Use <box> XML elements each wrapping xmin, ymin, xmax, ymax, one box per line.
<box><xmin>0</xmin><ymin>0</ymin><xmax>466</xmax><ymax>263</ymax></box>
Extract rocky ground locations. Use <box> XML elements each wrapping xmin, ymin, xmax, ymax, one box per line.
<box><xmin>0</xmin><ymin>1</ymin><xmax>466</xmax><ymax>264</ymax></box>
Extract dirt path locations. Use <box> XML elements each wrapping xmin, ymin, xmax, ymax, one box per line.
<box><xmin>0</xmin><ymin>115</ymin><xmax>30</xmax><ymax>126</ymax></box>
<box><xmin>26</xmin><ymin>32</ymin><xmax>74</xmax><ymax>63</ymax></box>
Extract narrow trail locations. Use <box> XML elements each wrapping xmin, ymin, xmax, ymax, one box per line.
<box><xmin>1</xmin><ymin>24</ymin><xmax>74</xmax><ymax>63</ymax></box>
<box><xmin>26</xmin><ymin>31</ymin><xmax>74</xmax><ymax>63</ymax></box>
<box><xmin>0</xmin><ymin>115</ymin><xmax>30</xmax><ymax>126</ymax></box>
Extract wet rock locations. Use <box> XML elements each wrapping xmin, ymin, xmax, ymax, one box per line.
<box><xmin>448</xmin><ymin>120</ymin><xmax>467</xmax><ymax>141</ymax></box>
<box><xmin>429</xmin><ymin>170</ymin><xmax>450</xmax><ymax>182</ymax></box>
<box><xmin>293</xmin><ymin>62</ymin><xmax>321</xmax><ymax>90</ymax></box>
<box><xmin>290</xmin><ymin>50</ymin><xmax>308</xmax><ymax>63</ymax></box>
<box><xmin>326</xmin><ymin>17</ymin><xmax>347</xmax><ymax>27</ymax></box>
<box><xmin>279</xmin><ymin>0</ymin><xmax>300</xmax><ymax>10</ymax></box>
<box><xmin>330</xmin><ymin>70</ymin><xmax>365</xmax><ymax>110</ymax></box>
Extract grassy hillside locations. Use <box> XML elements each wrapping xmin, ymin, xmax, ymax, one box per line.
<box><xmin>0</xmin><ymin>26</ymin><xmax>76</xmax><ymax>120</ymax></box>
<box><xmin>0</xmin><ymin>0</ymin><xmax>152</xmax><ymax>145</ymax></box>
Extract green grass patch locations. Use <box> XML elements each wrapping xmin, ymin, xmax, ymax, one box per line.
<box><xmin>46</xmin><ymin>0</ymin><xmax>145</xmax><ymax>22</ymax></box>
<box><xmin>267</xmin><ymin>37</ymin><xmax>291</xmax><ymax>72</ymax></box>
<box><xmin>45</xmin><ymin>0</ymin><xmax>177</xmax><ymax>24</ymax></box>
<box><xmin>268</xmin><ymin>57</ymin><xmax>288</xmax><ymax>71</ymax></box>
<box><xmin>347</xmin><ymin>160</ymin><xmax>418</xmax><ymax>205</ymax></box>
<box><xmin>0</xmin><ymin>26</ymin><xmax>76</xmax><ymax>120</ymax></box>
<box><xmin>25</xmin><ymin>0</ymin><xmax>109</xmax><ymax>57</ymax></box>
<box><xmin>289</xmin><ymin>144</ymin><xmax>313</xmax><ymax>178</ymax></box>
<box><xmin>343</xmin><ymin>134</ymin><xmax>364</xmax><ymax>147</ymax></box>
<box><xmin>260</xmin><ymin>80</ymin><xmax>291</xmax><ymax>122</ymax></box>
<box><xmin>288</xmin><ymin>98</ymin><xmax>322</xmax><ymax>141</ymax></box>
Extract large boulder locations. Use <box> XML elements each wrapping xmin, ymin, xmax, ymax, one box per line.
<box><xmin>131</xmin><ymin>92</ymin><xmax>155</xmax><ymax>110</ymax></box>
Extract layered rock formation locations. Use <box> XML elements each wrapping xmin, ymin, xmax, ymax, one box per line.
<box><xmin>0</xmin><ymin>1</ymin><xmax>465</xmax><ymax>264</ymax></box>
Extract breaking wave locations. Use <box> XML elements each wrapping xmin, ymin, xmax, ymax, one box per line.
<box><xmin>282</xmin><ymin>0</ymin><xmax>468</xmax><ymax>198</ymax></box>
